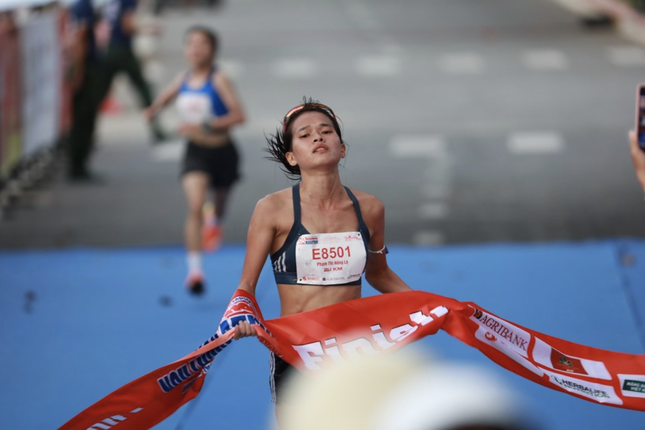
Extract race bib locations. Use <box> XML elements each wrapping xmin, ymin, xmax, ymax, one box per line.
<box><xmin>176</xmin><ymin>92</ymin><xmax>212</xmax><ymax>124</ymax></box>
<box><xmin>295</xmin><ymin>232</ymin><xmax>367</xmax><ymax>285</ymax></box>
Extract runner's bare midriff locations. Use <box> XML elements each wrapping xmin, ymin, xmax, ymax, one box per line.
<box><xmin>276</xmin><ymin>283</ymin><xmax>361</xmax><ymax>317</ymax></box>
<box><xmin>191</xmin><ymin>130</ymin><xmax>231</xmax><ymax>147</ymax></box>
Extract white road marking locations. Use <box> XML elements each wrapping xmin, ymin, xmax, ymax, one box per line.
<box><xmin>151</xmin><ymin>140</ymin><xmax>184</xmax><ymax>161</ymax></box>
<box><xmin>413</xmin><ymin>230</ymin><xmax>444</xmax><ymax>246</ymax></box>
<box><xmin>143</xmin><ymin>60</ymin><xmax>164</xmax><ymax>84</ymax></box>
<box><xmin>438</xmin><ymin>53</ymin><xmax>485</xmax><ymax>74</ymax></box>
<box><xmin>418</xmin><ymin>202</ymin><xmax>450</xmax><ymax>220</ymax></box>
<box><xmin>608</xmin><ymin>45</ymin><xmax>645</xmax><ymax>66</ymax></box>
<box><xmin>355</xmin><ymin>55</ymin><xmax>401</xmax><ymax>76</ymax></box>
<box><xmin>522</xmin><ymin>49</ymin><xmax>569</xmax><ymax>70</ymax></box>
<box><xmin>507</xmin><ymin>132</ymin><xmax>564</xmax><ymax>154</ymax></box>
<box><xmin>272</xmin><ymin>59</ymin><xmax>317</xmax><ymax>79</ymax></box>
<box><xmin>390</xmin><ymin>134</ymin><xmax>452</xmax><ymax>232</ymax></box>
<box><xmin>389</xmin><ymin>135</ymin><xmax>446</xmax><ymax>158</ymax></box>
<box><xmin>219</xmin><ymin>59</ymin><xmax>245</xmax><ymax>79</ymax></box>
<box><xmin>423</xmin><ymin>159</ymin><xmax>453</xmax><ymax>176</ymax></box>
<box><xmin>421</xmin><ymin>184</ymin><xmax>450</xmax><ymax>200</ymax></box>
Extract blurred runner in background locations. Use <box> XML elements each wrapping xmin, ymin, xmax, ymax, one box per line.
<box><xmin>145</xmin><ymin>26</ymin><xmax>244</xmax><ymax>295</ymax></box>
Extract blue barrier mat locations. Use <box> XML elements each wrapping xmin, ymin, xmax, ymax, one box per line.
<box><xmin>1</xmin><ymin>240</ymin><xmax>643</xmax><ymax>430</ymax></box>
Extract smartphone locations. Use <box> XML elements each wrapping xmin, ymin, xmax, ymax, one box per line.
<box><xmin>636</xmin><ymin>84</ymin><xmax>645</xmax><ymax>151</ymax></box>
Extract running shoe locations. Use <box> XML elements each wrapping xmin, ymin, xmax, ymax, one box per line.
<box><xmin>202</xmin><ymin>223</ymin><xmax>222</xmax><ymax>252</ymax></box>
<box><xmin>186</xmin><ymin>273</ymin><xmax>205</xmax><ymax>296</ymax></box>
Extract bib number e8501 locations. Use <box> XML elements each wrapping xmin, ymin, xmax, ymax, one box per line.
<box><xmin>312</xmin><ymin>246</ymin><xmax>351</xmax><ymax>260</ymax></box>
<box><xmin>296</xmin><ymin>232</ymin><xmax>367</xmax><ymax>285</ymax></box>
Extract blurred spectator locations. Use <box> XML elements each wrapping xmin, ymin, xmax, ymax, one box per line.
<box><xmin>0</xmin><ymin>11</ymin><xmax>16</xmax><ymax>33</ymax></box>
<box><xmin>627</xmin><ymin>0</ymin><xmax>645</xmax><ymax>13</ymax></box>
<box><xmin>151</xmin><ymin>0</ymin><xmax>224</xmax><ymax>15</ymax></box>
<box><xmin>67</xmin><ymin>0</ymin><xmax>103</xmax><ymax>181</ymax></box>
<box><xmin>99</xmin><ymin>0</ymin><xmax>166</xmax><ymax>142</ymax></box>
<box><xmin>629</xmin><ymin>130</ymin><xmax>645</xmax><ymax>193</ymax></box>
<box><xmin>280</xmin><ymin>350</ymin><xmax>539</xmax><ymax>430</ymax></box>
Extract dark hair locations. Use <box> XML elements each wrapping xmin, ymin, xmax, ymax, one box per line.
<box><xmin>185</xmin><ymin>26</ymin><xmax>218</xmax><ymax>57</ymax></box>
<box><xmin>265</xmin><ymin>97</ymin><xmax>344</xmax><ymax>179</ymax></box>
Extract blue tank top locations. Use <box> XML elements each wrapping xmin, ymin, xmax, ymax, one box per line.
<box><xmin>175</xmin><ymin>68</ymin><xmax>228</xmax><ymax>124</ymax></box>
<box><xmin>271</xmin><ymin>185</ymin><xmax>371</xmax><ymax>286</ymax></box>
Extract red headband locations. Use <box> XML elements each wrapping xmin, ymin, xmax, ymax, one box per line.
<box><xmin>282</xmin><ymin>102</ymin><xmax>337</xmax><ymax>133</ymax></box>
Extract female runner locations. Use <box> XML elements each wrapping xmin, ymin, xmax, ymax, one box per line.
<box><xmin>230</xmin><ymin>99</ymin><xmax>412</xmax><ymax>425</ymax></box>
<box><xmin>145</xmin><ymin>26</ymin><xmax>245</xmax><ymax>294</ymax></box>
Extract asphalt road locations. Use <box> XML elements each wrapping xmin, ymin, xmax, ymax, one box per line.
<box><xmin>2</xmin><ymin>0</ymin><xmax>645</xmax><ymax>248</ymax></box>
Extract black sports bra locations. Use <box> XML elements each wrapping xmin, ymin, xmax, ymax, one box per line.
<box><xmin>270</xmin><ymin>185</ymin><xmax>371</xmax><ymax>286</ymax></box>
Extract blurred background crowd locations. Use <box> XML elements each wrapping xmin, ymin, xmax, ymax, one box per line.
<box><xmin>1</xmin><ymin>0</ymin><xmax>645</xmax><ymax>249</ymax></box>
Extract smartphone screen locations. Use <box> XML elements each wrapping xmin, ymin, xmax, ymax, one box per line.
<box><xmin>637</xmin><ymin>85</ymin><xmax>645</xmax><ymax>151</ymax></box>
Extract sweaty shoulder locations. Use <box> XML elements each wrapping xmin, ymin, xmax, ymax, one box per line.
<box><xmin>254</xmin><ymin>188</ymin><xmax>292</xmax><ymax>218</ymax></box>
<box><xmin>212</xmin><ymin>70</ymin><xmax>232</xmax><ymax>88</ymax></box>
<box><xmin>347</xmin><ymin>188</ymin><xmax>384</xmax><ymax>222</ymax></box>
<box><xmin>253</xmin><ymin>189</ymin><xmax>295</xmax><ymax>243</ymax></box>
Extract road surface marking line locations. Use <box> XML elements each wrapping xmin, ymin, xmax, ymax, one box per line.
<box><xmin>507</xmin><ymin>132</ymin><xmax>564</xmax><ymax>154</ymax></box>
<box><xmin>389</xmin><ymin>135</ymin><xmax>446</xmax><ymax>158</ymax></box>
<box><xmin>418</xmin><ymin>202</ymin><xmax>450</xmax><ymax>220</ymax></box>
<box><xmin>355</xmin><ymin>55</ymin><xmax>401</xmax><ymax>76</ymax></box>
<box><xmin>143</xmin><ymin>60</ymin><xmax>164</xmax><ymax>83</ymax></box>
<box><xmin>608</xmin><ymin>45</ymin><xmax>645</xmax><ymax>66</ymax></box>
<box><xmin>219</xmin><ymin>59</ymin><xmax>245</xmax><ymax>78</ymax></box>
<box><xmin>421</xmin><ymin>184</ymin><xmax>450</xmax><ymax>199</ymax></box>
<box><xmin>438</xmin><ymin>53</ymin><xmax>485</xmax><ymax>74</ymax></box>
<box><xmin>272</xmin><ymin>58</ymin><xmax>317</xmax><ymax>79</ymax></box>
<box><xmin>522</xmin><ymin>49</ymin><xmax>569</xmax><ymax>70</ymax></box>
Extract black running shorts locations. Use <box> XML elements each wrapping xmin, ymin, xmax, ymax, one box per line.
<box><xmin>269</xmin><ymin>352</ymin><xmax>298</xmax><ymax>404</ymax></box>
<box><xmin>181</xmin><ymin>140</ymin><xmax>240</xmax><ymax>188</ymax></box>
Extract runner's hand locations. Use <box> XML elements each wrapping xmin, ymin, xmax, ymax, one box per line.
<box><xmin>233</xmin><ymin>321</ymin><xmax>257</xmax><ymax>340</ymax></box>
<box><xmin>143</xmin><ymin>107</ymin><xmax>157</xmax><ymax>122</ymax></box>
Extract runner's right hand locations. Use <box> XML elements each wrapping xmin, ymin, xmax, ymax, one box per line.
<box><xmin>233</xmin><ymin>320</ymin><xmax>257</xmax><ymax>340</ymax></box>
